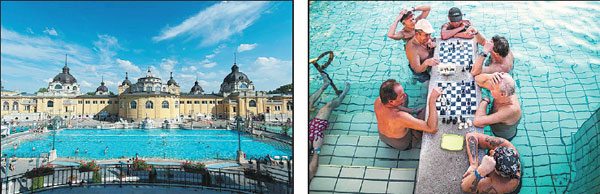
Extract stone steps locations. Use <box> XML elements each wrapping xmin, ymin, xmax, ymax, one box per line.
<box><xmin>310</xmin><ymin>165</ymin><xmax>416</xmax><ymax>193</ymax></box>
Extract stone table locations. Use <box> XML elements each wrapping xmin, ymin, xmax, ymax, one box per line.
<box><xmin>415</xmin><ymin>38</ymin><xmax>485</xmax><ymax>194</ymax></box>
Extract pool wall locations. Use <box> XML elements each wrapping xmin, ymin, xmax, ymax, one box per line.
<box><xmin>568</xmin><ymin>108</ymin><xmax>600</xmax><ymax>193</ymax></box>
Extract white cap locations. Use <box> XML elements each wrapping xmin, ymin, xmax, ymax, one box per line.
<box><xmin>415</xmin><ymin>19</ymin><xmax>435</xmax><ymax>34</ymax></box>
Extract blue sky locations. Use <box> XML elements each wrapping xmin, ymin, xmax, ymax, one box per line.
<box><xmin>1</xmin><ymin>1</ymin><xmax>292</xmax><ymax>94</ymax></box>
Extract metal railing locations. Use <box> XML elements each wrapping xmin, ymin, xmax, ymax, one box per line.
<box><xmin>2</xmin><ymin>163</ymin><xmax>292</xmax><ymax>194</ymax></box>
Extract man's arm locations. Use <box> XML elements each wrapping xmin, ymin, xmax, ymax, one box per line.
<box><xmin>401</xmin><ymin>88</ymin><xmax>441</xmax><ymax>133</ymax></box>
<box><xmin>414</xmin><ymin>5</ymin><xmax>431</xmax><ymax>21</ymax></box>
<box><xmin>387</xmin><ymin>10</ymin><xmax>409</xmax><ymax>40</ymax></box>
<box><xmin>471</xmin><ymin>40</ymin><xmax>494</xmax><ymax>76</ymax></box>
<box><xmin>474</xmin><ymin>73</ymin><xmax>496</xmax><ymax>90</ymax></box>
<box><xmin>465</xmin><ymin>133</ymin><xmax>480</xmax><ymax>167</ymax></box>
<box><xmin>406</xmin><ymin>46</ymin><xmax>438</xmax><ymax>73</ymax></box>
<box><xmin>441</xmin><ymin>22</ymin><xmax>465</xmax><ymax>40</ymax></box>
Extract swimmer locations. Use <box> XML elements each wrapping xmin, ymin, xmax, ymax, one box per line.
<box><xmin>32</xmin><ymin>147</ymin><xmax>36</xmax><ymax>151</ymax></box>
<box><xmin>85</xmin><ymin>149</ymin><xmax>88</xmax><ymax>153</ymax></box>
<box><xmin>48</xmin><ymin>143</ymin><xmax>52</xmax><ymax>147</ymax></box>
<box><xmin>163</xmin><ymin>141</ymin><xmax>167</xmax><ymax>146</ymax></box>
<box><xmin>75</xmin><ymin>148</ymin><xmax>79</xmax><ymax>154</ymax></box>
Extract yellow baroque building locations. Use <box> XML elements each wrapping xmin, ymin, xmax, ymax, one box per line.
<box><xmin>1</xmin><ymin>61</ymin><xmax>292</xmax><ymax>123</ymax></box>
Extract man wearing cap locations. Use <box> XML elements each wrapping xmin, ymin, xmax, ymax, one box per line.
<box><xmin>466</xmin><ymin>27</ymin><xmax>514</xmax><ymax>76</ymax></box>
<box><xmin>387</xmin><ymin>4</ymin><xmax>431</xmax><ymax>41</ymax></box>
<box><xmin>406</xmin><ymin>19</ymin><xmax>439</xmax><ymax>82</ymax></box>
<box><xmin>374</xmin><ymin>79</ymin><xmax>442</xmax><ymax>150</ymax></box>
<box><xmin>441</xmin><ymin>7</ymin><xmax>474</xmax><ymax>40</ymax></box>
<box><xmin>462</xmin><ymin>132</ymin><xmax>522</xmax><ymax>194</ymax></box>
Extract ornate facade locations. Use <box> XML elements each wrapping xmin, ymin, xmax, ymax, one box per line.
<box><xmin>1</xmin><ymin>58</ymin><xmax>292</xmax><ymax>123</ymax></box>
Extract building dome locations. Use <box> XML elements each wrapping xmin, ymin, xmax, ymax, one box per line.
<box><xmin>167</xmin><ymin>72</ymin><xmax>178</xmax><ymax>86</ymax></box>
<box><xmin>190</xmin><ymin>80</ymin><xmax>204</xmax><ymax>94</ymax></box>
<box><xmin>121</xmin><ymin>72</ymin><xmax>132</xmax><ymax>86</ymax></box>
<box><xmin>223</xmin><ymin>65</ymin><xmax>250</xmax><ymax>83</ymax></box>
<box><xmin>52</xmin><ymin>64</ymin><xmax>77</xmax><ymax>84</ymax></box>
<box><xmin>96</xmin><ymin>82</ymin><xmax>108</xmax><ymax>93</ymax></box>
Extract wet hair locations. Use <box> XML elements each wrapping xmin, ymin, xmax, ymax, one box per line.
<box><xmin>493</xmin><ymin>147</ymin><xmax>521</xmax><ymax>179</ymax></box>
<box><xmin>380</xmin><ymin>79</ymin><xmax>399</xmax><ymax>105</ymax></box>
<box><xmin>492</xmin><ymin>35</ymin><xmax>510</xmax><ymax>57</ymax></box>
<box><xmin>499</xmin><ymin>75</ymin><xmax>515</xmax><ymax>96</ymax></box>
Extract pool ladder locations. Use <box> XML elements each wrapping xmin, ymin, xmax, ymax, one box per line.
<box><xmin>310</xmin><ymin>51</ymin><xmax>342</xmax><ymax>95</ymax></box>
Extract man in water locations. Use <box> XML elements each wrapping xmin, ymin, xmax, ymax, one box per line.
<box><xmin>462</xmin><ymin>133</ymin><xmax>521</xmax><ymax>193</ymax></box>
<box><xmin>441</xmin><ymin>7</ymin><xmax>474</xmax><ymax>40</ymax></box>
<box><xmin>387</xmin><ymin>4</ymin><xmax>432</xmax><ymax>41</ymax></box>
<box><xmin>473</xmin><ymin>72</ymin><xmax>522</xmax><ymax>141</ymax></box>
<box><xmin>405</xmin><ymin>19</ymin><xmax>439</xmax><ymax>83</ymax></box>
<box><xmin>374</xmin><ymin>79</ymin><xmax>442</xmax><ymax>150</ymax></box>
<box><xmin>466</xmin><ymin>30</ymin><xmax>514</xmax><ymax>75</ymax></box>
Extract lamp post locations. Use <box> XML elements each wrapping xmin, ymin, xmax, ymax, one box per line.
<box><xmin>235</xmin><ymin>116</ymin><xmax>242</xmax><ymax>152</ymax></box>
<box><xmin>4</xmin><ymin>153</ymin><xmax>8</xmax><ymax>194</ymax></box>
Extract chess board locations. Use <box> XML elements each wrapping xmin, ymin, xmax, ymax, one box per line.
<box><xmin>435</xmin><ymin>81</ymin><xmax>478</xmax><ymax>116</ymax></box>
<box><xmin>438</xmin><ymin>39</ymin><xmax>474</xmax><ymax>66</ymax></box>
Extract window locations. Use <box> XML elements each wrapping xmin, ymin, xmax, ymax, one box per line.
<box><xmin>155</xmin><ymin>86</ymin><xmax>160</xmax><ymax>91</ymax></box>
<box><xmin>218</xmin><ymin>101</ymin><xmax>222</xmax><ymax>104</ymax></box>
<box><xmin>240</xmin><ymin>84</ymin><xmax>248</xmax><ymax>89</ymax></box>
<box><xmin>275</xmin><ymin>105</ymin><xmax>281</xmax><ymax>111</ymax></box>
<box><xmin>47</xmin><ymin>100</ymin><xmax>54</xmax><ymax>108</ymax></box>
<box><xmin>233</xmin><ymin>107</ymin><xmax>236</xmax><ymax>112</ymax></box>
<box><xmin>65</xmin><ymin>106</ymin><xmax>68</xmax><ymax>112</ymax></box>
<box><xmin>249</xmin><ymin>100</ymin><xmax>256</xmax><ymax>107</ymax></box>
<box><xmin>146</xmin><ymin>101</ymin><xmax>153</xmax><ymax>109</ymax></box>
<box><xmin>121</xmin><ymin>102</ymin><xmax>124</xmax><ymax>108</ymax></box>
<box><xmin>130</xmin><ymin>101</ymin><xmax>137</xmax><ymax>109</ymax></box>
<box><xmin>162</xmin><ymin>101</ymin><xmax>169</xmax><ymax>109</ymax></box>
<box><xmin>187</xmin><ymin>101</ymin><xmax>192</xmax><ymax>104</ymax></box>
<box><xmin>108</xmin><ymin>101</ymin><xmax>112</xmax><ymax>104</ymax></box>
<box><xmin>202</xmin><ymin>101</ymin><xmax>207</xmax><ymax>104</ymax></box>
<box><xmin>115</xmin><ymin>101</ymin><xmax>119</xmax><ymax>104</ymax></box>
<box><xmin>78</xmin><ymin>101</ymin><xmax>83</xmax><ymax>104</ymax></box>
<box><xmin>93</xmin><ymin>101</ymin><xmax>98</xmax><ymax>104</ymax></box>
<box><xmin>24</xmin><ymin>105</ymin><xmax>30</xmax><ymax>111</ymax></box>
<box><xmin>175</xmin><ymin>101</ymin><xmax>179</xmax><ymax>108</ymax></box>
<box><xmin>2</xmin><ymin>102</ymin><xmax>8</xmax><ymax>110</ymax></box>
<box><xmin>12</xmin><ymin>102</ymin><xmax>18</xmax><ymax>110</ymax></box>
<box><xmin>73</xmin><ymin>86</ymin><xmax>77</xmax><ymax>91</ymax></box>
<box><xmin>146</xmin><ymin>86</ymin><xmax>152</xmax><ymax>91</ymax></box>
<box><xmin>180</xmin><ymin>101</ymin><xmax>184</xmax><ymax>104</ymax></box>
<box><xmin>287</xmin><ymin>101</ymin><xmax>293</xmax><ymax>111</ymax></box>
<box><xmin>194</xmin><ymin>101</ymin><xmax>200</xmax><ymax>104</ymax></box>
<box><xmin>100</xmin><ymin>101</ymin><xmax>105</xmax><ymax>104</ymax></box>
<box><xmin>266</xmin><ymin>107</ymin><xmax>270</xmax><ymax>113</ymax></box>
<box><xmin>54</xmin><ymin>85</ymin><xmax>62</xmax><ymax>89</ymax></box>
<box><xmin>85</xmin><ymin>101</ymin><xmax>90</xmax><ymax>104</ymax></box>
<box><xmin>210</xmin><ymin>101</ymin><xmax>215</xmax><ymax>104</ymax></box>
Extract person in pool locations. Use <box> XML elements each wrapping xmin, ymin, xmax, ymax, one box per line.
<box><xmin>473</xmin><ymin>72</ymin><xmax>522</xmax><ymax>141</ymax></box>
<box><xmin>387</xmin><ymin>4</ymin><xmax>432</xmax><ymax>41</ymax></box>
<box><xmin>462</xmin><ymin>133</ymin><xmax>522</xmax><ymax>194</ymax></box>
<box><xmin>466</xmin><ymin>30</ymin><xmax>514</xmax><ymax>76</ymax></box>
<box><xmin>374</xmin><ymin>79</ymin><xmax>442</xmax><ymax>150</ymax></box>
<box><xmin>405</xmin><ymin>19</ymin><xmax>439</xmax><ymax>83</ymax></box>
<box><xmin>308</xmin><ymin>71</ymin><xmax>350</xmax><ymax>145</ymax></box>
<box><xmin>441</xmin><ymin>7</ymin><xmax>474</xmax><ymax>40</ymax></box>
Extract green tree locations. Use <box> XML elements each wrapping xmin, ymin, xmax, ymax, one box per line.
<box><xmin>86</xmin><ymin>92</ymin><xmax>95</xmax><ymax>95</ymax></box>
<box><xmin>109</xmin><ymin>91</ymin><xmax>115</xmax><ymax>95</ymax></box>
<box><xmin>92</xmin><ymin>171</ymin><xmax>102</xmax><ymax>183</ymax></box>
<box><xmin>267</xmin><ymin>83</ymin><xmax>293</xmax><ymax>94</ymax></box>
<box><xmin>34</xmin><ymin>88</ymin><xmax>48</xmax><ymax>94</ymax></box>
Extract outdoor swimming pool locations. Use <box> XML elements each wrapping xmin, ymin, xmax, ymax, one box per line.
<box><xmin>310</xmin><ymin>1</ymin><xmax>599</xmax><ymax>193</ymax></box>
<box><xmin>2</xmin><ymin>128</ymin><xmax>292</xmax><ymax>161</ymax></box>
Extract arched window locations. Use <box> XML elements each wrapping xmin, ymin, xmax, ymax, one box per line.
<box><xmin>54</xmin><ymin>85</ymin><xmax>62</xmax><ymax>89</ymax></box>
<box><xmin>162</xmin><ymin>101</ymin><xmax>169</xmax><ymax>109</ymax></box>
<box><xmin>146</xmin><ymin>101</ymin><xmax>153</xmax><ymax>109</ymax></box>
<box><xmin>155</xmin><ymin>86</ymin><xmax>160</xmax><ymax>92</ymax></box>
<box><xmin>287</xmin><ymin>101</ymin><xmax>293</xmax><ymax>111</ymax></box>
<box><xmin>249</xmin><ymin>100</ymin><xmax>256</xmax><ymax>107</ymax></box>
<box><xmin>240</xmin><ymin>84</ymin><xmax>248</xmax><ymax>89</ymax></box>
<box><xmin>12</xmin><ymin>102</ymin><xmax>19</xmax><ymax>110</ymax></box>
<box><xmin>266</xmin><ymin>107</ymin><xmax>270</xmax><ymax>113</ymax></box>
<box><xmin>73</xmin><ymin>86</ymin><xmax>77</xmax><ymax>91</ymax></box>
<box><xmin>162</xmin><ymin>87</ymin><xmax>166</xmax><ymax>92</ymax></box>
<box><xmin>2</xmin><ymin>102</ymin><xmax>9</xmax><ymax>110</ymax></box>
<box><xmin>67</xmin><ymin>86</ymin><xmax>70</xmax><ymax>90</ymax></box>
<box><xmin>47</xmin><ymin>100</ymin><xmax>54</xmax><ymax>108</ymax></box>
<box><xmin>146</xmin><ymin>86</ymin><xmax>152</xmax><ymax>91</ymax></box>
<box><xmin>130</xmin><ymin>101</ymin><xmax>137</xmax><ymax>109</ymax></box>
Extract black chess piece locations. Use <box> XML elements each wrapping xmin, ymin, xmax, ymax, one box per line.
<box><xmin>452</xmin><ymin>117</ymin><xmax>457</xmax><ymax>125</ymax></box>
<box><xmin>442</xmin><ymin>118</ymin><xmax>446</xmax><ymax>123</ymax></box>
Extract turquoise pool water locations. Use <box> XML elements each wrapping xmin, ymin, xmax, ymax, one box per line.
<box><xmin>2</xmin><ymin>129</ymin><xmax>292</xmax><ymax>161</ymax></box>
<box><xmin>310</xmin><ymin>1</ymin><xmax>600</xmax><ymax>193</ymax></box>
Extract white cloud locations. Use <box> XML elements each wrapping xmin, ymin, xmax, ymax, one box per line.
<box><xmin>203</xmin><ymin>62</ymin><xmax>217</xmax><ymax>68</ymax></box>
<box><xmin>116</xmin><ymin>59</ymin><xmax>141</xmax><ymax>73</ymax></box>
<box><xmin>160</xmin><ymin>58</ymin><xmax>177</xmax><ymax>73</ymax></box>
<box><xmin>205</xmin><ymin>54</ymin><xmax>215</xmax><ymax>59</ymax></box>
<box><xmin>237</xmin><ymin>43</ymin><xmax>258</xmax><ymax>52</ymax></box>
<box><xmin>80</xmin><ymin>81</ymin><xmax>92</xmax><ymax>87</ymax></box>
<box><xmin>181</xmin><ymin>66</ymin><xmax>197</xmax><ymax>72</ymax></box>
<box><xmin>44</xmin><ymin>78</ymin><xmax>53</xmax><ymax>83</ymax></box>
<box><xmin>43</xmin><ymin>27</ymin><xmax>58</xmax><ymax>36</ymax></box>
<box><xmin>246</xmin><ymin>57</ymin><xmax>292</xmax><ymax>91</ymax></box>
<box><xmin>152</xmin><ymin>2</ymin><xmax>269</xmax><ymax>46</ymax></box>
<box><xmin>26</xmin><ymin>28</ymin><xmax>34</xmax><ymax>34</ymax></box>
<box><xmin>93</xmin><ymin>35</ymin><xmax>122</xmax><ymax>66</ymax></box>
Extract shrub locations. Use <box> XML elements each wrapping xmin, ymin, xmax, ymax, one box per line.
<box><xmin>31</xmin><ymin>176</ymin><xmax>44</xmax><ymax>191</ymax></box>
<box><xmin>92</xmin><ymin>171</ymin><xmax>102</xmax><ymax>183</ymax></box>
<box><xmin>78</xmin><ymin>160</ymin><xmax>99</xmax><ymax>172</ymax></box>
<box><xmin>182</xmin><ymin>161</ymin><xmax>207</xmax><ymax>174</ymax></box>
<box><xmin>24</xmin><ymin>164</ymin><xmax>54</xmax><ymax>178</ymax></box>
<box><xmin>132</xmin><ymin>159</ymin><xmax>149</xmax><ymax>171</ymax></box>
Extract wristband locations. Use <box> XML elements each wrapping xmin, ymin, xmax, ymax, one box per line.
<box><xmin>314</xmin><ymin>148</ymin><xmax>321</xmax><ymax>155</ymax></box>
<box><xmin>481</xmin><ymin>98</ymin><xmax>490</xmax><ymax>104</ymax></box>
<box><xmin>474</xmin><ymin>169</ymin><xmax>486</xmax><ymax>179</ymax></box>
<box><xmin>479</xmin><ymin>51</ymin><xmax>488</xmax><ymax>58</ymax></box>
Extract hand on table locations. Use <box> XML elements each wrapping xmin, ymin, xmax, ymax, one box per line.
<box><xmin>424</xmin><ymin>58</ymin><xmax>440</xmax><ymax>67</ymax></box>
<box><xmin>431</xmin><ymin>87</ymin><xmax>443</xmax><ymax>99</ymax></box>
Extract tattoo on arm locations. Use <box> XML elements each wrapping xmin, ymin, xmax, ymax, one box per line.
<box><xmin>468</xmin><ymin>136</ymin><xmax>479</xmax><ymax>163</ymax></box>
<box><xmin>485</xmin><ymin>136</ymin><xmax>505</xmax><ymax>147</ymax></box>
<box><xmin>470</xmin><ymin>177</ymin><xmax>481</xmax><ymax>193</ymax></box>
<box><xmin>482</xmin><ymin>186</ymin><xmax>498</xmax><ymax>194</ymax></box>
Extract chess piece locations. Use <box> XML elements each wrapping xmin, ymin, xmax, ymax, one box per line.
<box><xmin>452</xmin><ymin>117</ymin><xmax>457</xmax><ymax>125</ymax></box>
<box><xmin>468</xmin><ymin>119</ymin><xmax>473</xmax><ymax>127</ymax></box>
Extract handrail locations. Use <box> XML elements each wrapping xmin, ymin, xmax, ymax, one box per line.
<box><xmin>1</xmin><ymin>164</ymin><xmax>292</xmax><ymax>194</ymax></box>
<box><xmin>310</xmin><ymin>51</ymin><xmax>342</xmax><ymax>95</ymax></box>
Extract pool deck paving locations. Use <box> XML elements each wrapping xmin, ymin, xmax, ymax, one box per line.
<box><xmin>415</xmin><ymin>38</ymin><xmax>485</xmax><ymax>194</ymax></box>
